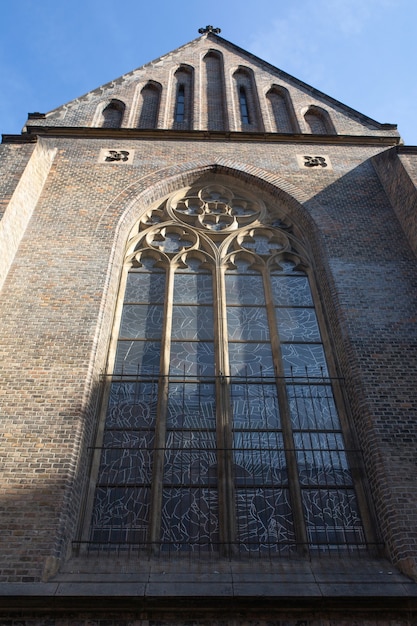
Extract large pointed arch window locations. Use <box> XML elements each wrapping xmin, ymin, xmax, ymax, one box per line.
<box><xmin>84</xmin><ymin>181</ymin><xmax>371</xmax><ymax>556</ymax></box>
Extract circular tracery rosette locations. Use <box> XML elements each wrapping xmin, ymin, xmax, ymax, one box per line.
<box><xmin>169</xmin><ymin>184</ymin><xmax>263</xmax><ymax>232</ymax></box>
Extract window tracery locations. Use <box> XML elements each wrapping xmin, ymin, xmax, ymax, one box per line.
<box><xmin>84</xmin><ymin>181</ymin><xmax>368</xmax><ymax>556</ymax></box>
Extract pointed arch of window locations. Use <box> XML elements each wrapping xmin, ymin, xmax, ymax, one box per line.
<box><xmin>203</xmin><ymin>50</ymin><xmax>228</xmax><ymax>131</ymax></box>
<box><xmin>172</xmin><ymin>65</ymin><xmax>194</xmax><ymax>129</ymax></box>
<box><xmin>138</xmin><ymin>81</ymin><xmax>162</xmax><ymax>129</ymax></box>
<box><xmin>304</xmin><ymin>106</ymin><xmax>336</xmax><ymax>135</ymax></box>
<box><xmin>100</xmin><ymin>99</ymin><xmax>126</xmax><ymax>128</ymax></box>
<box><xmin>233</xmin><ymin>67</ymin><xmax>263</xmax><ymax>132</ymax></box>
<box><xmin>81</xmin><ymin>180</ymin><xmax>377</xmax><ymax>558</ymax></box>
<box><xmin>266</xmin><ymin>86</ymin><xmax>299</xmax><ymax>133</ymax></box>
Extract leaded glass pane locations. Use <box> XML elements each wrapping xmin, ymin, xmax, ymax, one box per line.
<box><xmin>281</xmin><ymin>343</ymin><xmax>328</xmax><ymax>379</ymax></box>
<box><xmin>114</xmin><ymin>340</ymin><xmax>160</xmax><ymax>375</ymax></box>
<box><xmin>97</xmin><ymin>443</ymin><xmax>154</xmax><ymax>484</ymax></box>
<box><xmin>235</xmin><ymin>488</ymin><xmax>296</xmax><ymax>552</ymax></box>
<box><xmin>302</xmin><ymin>489</ymin><xmax>365</xmax><ymax>546</ymax></box>
<box><xmin>270</xmin><ymin>275</ymin><xmax>313</xmax><ymax>306</ymax></box>
<box><xmin>228</xmin><ymin>342</ymin><xmax>274</xmax><ymax>378</ymax></box>
<box><xmin>276</xmin><ymin>308</ymin><xmax>321</xmax><ymax>342</ymax></box>
<box><xmin>171</xmin><ymin>305</ymin><xmax>214</xmax><ymax>340</ymax></box>
<box><xmin>225</xmin><ymin>273</ymin><xmax>264</xmax><ymax>305</ymax></box>
<box><xmin>287</xmin><ymin>385</ymin><xmax>339</xmax><ymax>430</ymax></box>
<box><xmin>106</xmin><ymin>382</ymin><xmax>158</xmax><ymax>428</ymax></box>
<box><xmin>119</xmin><ymin>304</ymin><xmax>163</xmax><ymax>339</ymax></box>
<box><xmin>160</xmin><ymin>488</ymin><xmax>219</xmax><ymax>550</ymax></box>
<box><xmin>294</xmin><ymin>433</ymin><xmax>351</xmax><ymax>486</ymax></box>
<box><xmin>169</xmin><ymin>341</ymin><xmax>215</xmax><ymax>377</ymax></box>
<box><xmin>227</xmin><ymin>306</ymin><xmax>270</xmax><ymax>341</ymax></box>
<box><xmin>102</xmin><ymin>429</ymin><xmax>155</xmax><ymax>449</ymax></box>
<box><xmin>164</xmin><ymin>432</ymin><xmax>217</xmax><ymax>485</ymax></box>
<box><xmin>231</xmin><ymin>383</ymin><xmax>280</xmax><ymax>428</ymax></box>
<box><xmin>233</xmin><ymin>432</ymin><xmax>287</xmax><ymax>485</ymax></box>
<box><xmin>90</xmin><ymin>486</ymin><xmax>150</xmax><ymax>545</ymax></box>
<box><xmin>174</xmin><ymin>273</ymin><xmax>213</xmax><ymax>303</ymax></box>
<box><xmin>124</xmin><ymin>271</ymin><xmax>166</xmax><ymax>302</ymax></box>
<box><xmin>167</xmin><ymin>383</ymin><xmax>215</xmax><ymax>428</ymax></box>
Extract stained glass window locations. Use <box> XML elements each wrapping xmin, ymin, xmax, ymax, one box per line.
<box><xmin>86</xmin><ymin>183</ymin><xmax>368</xmax><ymax>556</ymax></box>
<box><xmin>239</xmin><ymin>86</ymin><xmax>250</xmax><ymax>125</ymax></box>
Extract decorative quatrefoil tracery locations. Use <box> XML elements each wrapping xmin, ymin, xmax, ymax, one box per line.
<box><xmin>125</xmin><ymin>183</ymin><xmax>308</xmax><ymax>269</ymax></box>
<box><xmin>170</xmin><ymin>185</ymin><xmax>260</xmax><ymax>232</ymax></box>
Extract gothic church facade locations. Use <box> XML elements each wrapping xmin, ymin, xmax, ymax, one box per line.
<box><xmin>1</xmin><ymin>28</ymin><xmax>417</xmax><ymax>625</ymax></box>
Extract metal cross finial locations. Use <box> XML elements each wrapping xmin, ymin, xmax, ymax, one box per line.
<box><xmin>198</xmin><ymin>25</ymin><xmax>221</xmax><ymax>35</ymax></box>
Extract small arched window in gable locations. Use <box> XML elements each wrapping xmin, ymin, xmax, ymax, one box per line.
<box><xmin>203</xmin><ymin>50</ymin><xmax>227</xmax><ymax>131</ymax></box>
<box><xmin>138</xmin><ymin>82</ymin><xmax>161</xmax><ymax>129</ymax></box>
<box><xmin>175</xmin><ymin>84</ymin><xmax>185</xmax><ymax>122</ymax></box>
<box><xmin>304</xmin><ymin>106</ymin><xmax>335</xmax><ymax>135</ymax></box>
<box><xmin>172</xmin><ymin>66</ymin><xmax>194</xmax><ymax>130</ymax></box>
<box><xmin>239</xmin><ymin>86</ymin><xmax>250</xmax><ymax>125</ymax></box>
<box><xmin>267</xmin><ymin>87</ymin><xmax>298</xmax><ymax>133</ymax></box>
<box><xmin>233</xmin><ymin>68</ymin><xmax>263</xmax><ymax>132</ymax></box>
<box><xmin>101</xmin><ymin>100</ymin><xmax>125</xmax><ymax>129</ymax></box>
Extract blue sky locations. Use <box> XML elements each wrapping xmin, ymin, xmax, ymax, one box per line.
<box><xmin>1</xmin><ymin>0</ymin><xmax>416</xmax><ymax>143</ymax></box>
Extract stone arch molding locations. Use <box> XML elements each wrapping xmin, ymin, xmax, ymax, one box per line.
<box><xmin>96</xmin><ymin>159</ymin><xmax>318</xmax><ymax>246</ymax></box>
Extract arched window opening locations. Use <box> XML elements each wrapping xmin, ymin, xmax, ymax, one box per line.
<box><xmin>138</xmin><ymin>82</ymin><xmax>161</xmax><ymax>129</ymax></box>
<box><xmin>233</xmin><ymin>68</ymin><xmax>263</xmax><ymax>131</ymax></box>
<box><xmin>100</xmin><ymin>100</ymin><xmax>125</xmax><ymax>128</ymax></box>
<box><xmin>304</xmin><ymin>106</ymin><xmax>335</xmax><ymax>135</ymax></box>
<box><xmin>81</xmin><ymin>181</ymin><xmax>373</xmax><ymax>558</ymax></box>
<box><xmin>175</xmin><ymin>84</ymin><xmax>185</xmax><ymax>122</ymax></box>
<box><xmin>203</xmin><ymin>50</ymin><xmax>227</xmax><ymax>131</ymax></box>
<box><xmin>239</xmin><ymin>87</ymin><xmax>250</xmax><ymax>125</ymax></box>
<box><xmin>267</xmin><ymin>87</ymin><xmax>298</xmax><ymax>133</ymax></box>
<box><xmin>172</xmin><ymin>66</ymin><xmax>193</xmax><ymax>129</ymax></box>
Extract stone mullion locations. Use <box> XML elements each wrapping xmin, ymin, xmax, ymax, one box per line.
<box><xmin>148</xmin><ymin>261</ymin><xmax>174</xmax><ymax>554</ymax></box>
<box><xmin>263</xmin><ymin>265</ymin><xmax>309</xmax><ymax>555</ymax></box>
<box><xmin>214</xmin><ymin>261</ymin><xmax>237</xmax><ymax>556</ymax></box>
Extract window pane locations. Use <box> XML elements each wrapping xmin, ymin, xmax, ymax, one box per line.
<box><xmin>90</xmin><ymin>487</ymin><xmax>150</xmax><ymax>545</ymax></box>
<box><xmin>276</xmin><ymin>308</ymin><xmax>321</xmax><ymax>342</ymax></box>
<box><xmin>287</xmin><ymin>385</ymin><xmax>339</xmax><ymax>430</ymax></box>
<box><xmin>302</xmin><ymin>489</ymin><xmax>365</xmax><ymax>547</ymax></box>
<box><xmin>106</xmin><ymin>382</ymin><xmax>158</xmax><ymax>428</ymax></box>
<box><xmin>172</xmin><ymin>305</ymin><xmax>213</xmax><ymax>340</ymax></box>
<box><xmin>270</xmin><ymin>275</ymin><xmax>313</xmax><ymax>306</ymax></box>
<box><xmin>164</xmin><ymin>431</ymin><xmax>217</xmax><ymax>485</ymax></box>
<box><xmin>97</xmin><ymin>442</ymin><xmax>154</xmax><ymax>484</ymax></box>
<box><xmin>161</xmin><ymin>488</ymin><xmax>219</xmax><ymax>551</ymax></box>
<box><xmin>225</xmin><ymin>273</ymin><xmax>264</xmax><ymax>305</ymax></box>
<box><xmin>119</xmin><ymin>304</ymin><xmax>164</xmax><ymax>339</ymax></box>
<box><xmin>227</xmin><ymin>306</ymin><xmax>270</xmax><ymax>340</ymax></box>
<box><xmin>114</xmin><ymin>340</ymin><xmax>161</xmax><ymax>375</ymax></box>
<box><xmin>167</xmin><ymin>382</ymin><xmax>215</xmax><ymax>428</ymax></box>
<box><xmin>174</xmin><ymin>273</ymin><xmax>213</xmax><ymax>303</ymax></box>
<box><xmin>233</xmin><ymin>432</ymin><xmax>287</xmax><ymax>485</ymax></box>
<box><xmin>169</xmin><ymin>341</ymin><xmax>215</xmax><ymax>376</ymax></box>
<box><xmin>228</xmin><ymin>342</ymin><xmax>274</xmax><ymax>378</ymax></box>
<box><xmin>231</xmin><ymin>383</ymin><xmax>280</xmax><ymax>428</ymax></box>
<box><xmin>235</xmin><ymin>489</ymin><xmax>295</xmax><ymax>552</ymax></box>
<box><xmin>281</xmin><ymin>343</ymin><xmax>328</xmax><ymax>379</ymax></box>
<box><xmin>294</xmin><ymin>432</ymin><xmax>352</xmax><ymax>486</ymax></box>
<box><xmin>125</xmin><ymin>271</ymin><xmax>166</xmax><ymax>302</ymax></box>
